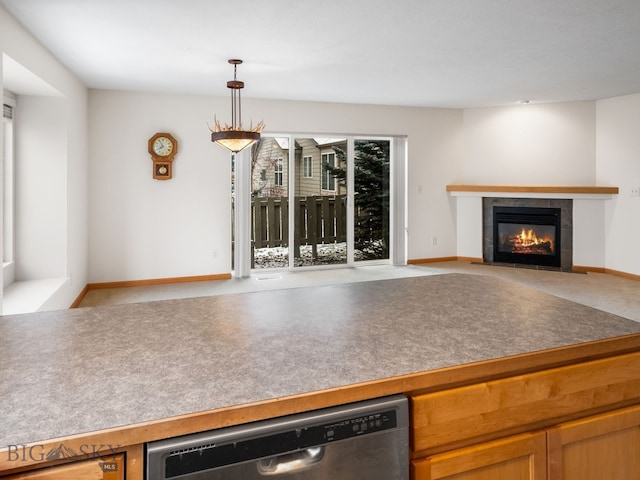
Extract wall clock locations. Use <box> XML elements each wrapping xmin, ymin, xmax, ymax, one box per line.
<box><xmin>148</xmin><ymin>132</ymin><xmax>178</xmax><ymax>180</ymax></box>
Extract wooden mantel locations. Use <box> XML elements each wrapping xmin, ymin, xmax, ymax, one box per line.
<box><xmin>446</xmin><ymin>185</ymin><xmax>619</xmax><ymax>195</ymax></box>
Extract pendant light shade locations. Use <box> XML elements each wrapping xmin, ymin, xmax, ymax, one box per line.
<box><xmin>210</xmin><ymin>130</ymin><xmax>260</xmax><ymax>153</ymax></box>
<box><xmin>210</xmin><ymin>59</ymin><xmax>264</xmax><ymax>153</ymax></box>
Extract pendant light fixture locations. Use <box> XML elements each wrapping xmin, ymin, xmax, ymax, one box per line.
<box><xmin>210</xmin><ymin>59</ymin><xmax>264</xmax><ymax>153</ymax></box>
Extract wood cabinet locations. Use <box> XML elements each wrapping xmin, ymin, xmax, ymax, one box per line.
<box><xmin>412</xmin><ymin>431</ymin><xmax>546</xmax><ymax>480</ymax></box>
<box><xmin>547</xmin><ymin>404</ymin><xmax>640</xmax><ymax>480</ymax></box>
<box><xmin>2</xmin><ymin>454</ymin><xmax>124</xmax><ymax>480</ymax></box>
<box><xmin>411</xmin><ymin>353</ymin><xmax>640</xmax><ymax>480</ymax></box>
<box><xmin>412</xmin><ymin>351</ymin><xmax>640</xmax><ymax>455</ymax></box>
<box><xmin>412</xmin><ymin>409</ymin><xmax>640</xmax><ymax>480</ymax></box>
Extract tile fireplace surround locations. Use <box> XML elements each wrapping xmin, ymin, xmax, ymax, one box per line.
<box><xmin>483</xmin><ymin>197</ymin><xmax>572</xmax><ymax>270</ymax></box>
<box><xmin>447</xmin><ymin>185</ymin><xmax>619</xmax><ymax>271</ymax></box>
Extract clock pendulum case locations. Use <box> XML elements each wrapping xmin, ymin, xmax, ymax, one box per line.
<box><xmin>148</xmin><ymin>132</ymin><xmax>178</xmax><ymax>180</ymax></box>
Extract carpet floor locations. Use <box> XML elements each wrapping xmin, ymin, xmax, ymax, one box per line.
<box><xmin>78</xmin><ymin>261</ymin><xmax>640</xmax><ymax>323</ymax></box>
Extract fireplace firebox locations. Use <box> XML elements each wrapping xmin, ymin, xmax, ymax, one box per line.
<box><xmin>493</xmin><ymin>206</ymin><xmax>561</xmax><ymax>268</ymax></box>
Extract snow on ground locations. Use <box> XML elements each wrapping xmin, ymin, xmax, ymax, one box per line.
<box><xmin>254</xmin><ymin>243</ymin><xmax>375</xmax><ymax>268</ymax></box>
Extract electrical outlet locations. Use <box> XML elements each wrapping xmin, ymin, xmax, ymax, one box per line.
<box><xmin>431</xmin><ymin>236</ymin><xmax>438</xmax><ymax>246</ymax></box>
<box><xmin>212</xmin><ymin>250</ymin><xmax>218</xmax><ymax>259</ymax></box>
<box><xmin>631</xmin><ymin>187</ymin><xmax>640</xmax><ymax>197</ymax></box>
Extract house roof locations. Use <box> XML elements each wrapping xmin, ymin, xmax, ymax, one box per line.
<box><xmin>2</xmin><ymin>0</ymin><xmax>640</xmax><ymax>108</ymax></box>
<box><xmin>314</xmin><ymin>138</ymin><xmax>346</xmax><ymax>147</ymax></box>
<box><xmin>273</xmin><ymin>137</ymin><xmax>300</xmax><ymax>151</ymax></box>
<box><xmin>270</xmin><ymin>137</ymin><xmax>343</xmax><ymax>150</ymax></box>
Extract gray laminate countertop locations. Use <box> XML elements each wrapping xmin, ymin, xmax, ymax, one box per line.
<box><xmin>2</xmin><ymin>273</ymin><xmax>640</xmax><ymax>446</ymax></box>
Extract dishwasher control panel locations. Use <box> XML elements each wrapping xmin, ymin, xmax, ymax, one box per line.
<box><xmin>323</xmin><ymin>409</ymin><xmax>398</xmax><ymax>441</ymax></box>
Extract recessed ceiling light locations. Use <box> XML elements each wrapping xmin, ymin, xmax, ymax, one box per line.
<box><xmin>519</xmin><ymin>99</ymin><xmax>531</xmax><ymax>105</ymax></box>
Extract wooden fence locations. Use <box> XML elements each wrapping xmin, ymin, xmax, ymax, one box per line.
<box><xmin>252</xmin><ymin>195</ymin><xmax>347</xmax><ymax>259</ymax></box>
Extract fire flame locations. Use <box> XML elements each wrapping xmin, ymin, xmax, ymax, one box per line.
<box><xmin>514</xmin><ymin>228</ymin><xmax>554</xmax><ymax>253</ymax></box>
<box><xmin>518</xmin><ymin>228</ymin><xmax>540</xmax><ymax>246</ymax></box>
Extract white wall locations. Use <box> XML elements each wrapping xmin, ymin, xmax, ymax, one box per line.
<box><xmin>451</xmin><ymin>101</ymin><xmax>622</xmax><ymax>269</ymax></box>
<box><xmin>462</xmin><ymin>102</ymin><xmax>596</xmax><ymax>185</ymax></box>
<box><xmin>88</xmin><ymin>91</ymin><xmax>233</xmax><ymax>282</ymax></box>
<box><xmin>86</xmin><ymin>93</ymin><xmax>640</xmax><ymax>281</ymax></box>
<box><xmin>596</xmin><ymin>93</ymin><xmax>640</xmax><ymax>276</ymax></box>
<box><xmin>88</xmin><ymin>91</ymin><xmax>463</xmax><ymax>282</ymax></box>
<box><xmin>14</xmin><ymin>96</ymin><xmax>67</xmax><ymax>280</ymax></box>
<box><xmin>1</xmin><ymin>6</ymin><xmax>89</xmax><ymax>311</ymax></box>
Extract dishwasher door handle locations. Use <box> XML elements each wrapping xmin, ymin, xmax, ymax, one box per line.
<box><xmin>256</xmin><ymin>447</ymin><xmax>325</xmax><ymax>475</ymax></box>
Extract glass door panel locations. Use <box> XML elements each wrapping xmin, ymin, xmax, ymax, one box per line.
<box><xmin>249</xmin><ymin>137</ymin><xmax>289</xmax><ymax>269</ymax></box>
<box><xmin>293</xmin><ymin>137</ymin><xmax>347</xmax><ymax>267</ymax></box>
<box><xmin>354</xmin><ymin>139</ymin><xmax>390</xmax><ymax>262</ymax></box>
<box><xmin>246</xmin><ymin>135</ymin><xmax>393</xmax><ymax>271</ymax></box>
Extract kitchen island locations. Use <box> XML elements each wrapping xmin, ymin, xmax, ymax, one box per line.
<box><xmin>2</xmin><ymin>273</ymin><xmax>640</xmax><ymax>479</ymax></box>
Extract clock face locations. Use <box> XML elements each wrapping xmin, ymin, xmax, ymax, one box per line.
<box><xmin>153</xmin><ymin>136</ymin><xmax>174</xmax><ymax>156</ymax></box>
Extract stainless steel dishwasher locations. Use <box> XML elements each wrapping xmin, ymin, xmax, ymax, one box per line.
<box><xmin>146</xmin><ymin>395</ymin><xmax>409</xmax><ymax>480</ymax></box>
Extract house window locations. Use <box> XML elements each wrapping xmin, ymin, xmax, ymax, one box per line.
<box><xmin>321</xmin><ymin>152</ymin><xmax>336</xmax><ymax>191</ymax></box>
<box><xmin>274</xmin><ymin>158</ymin><xmax>283</xmax><ymax>186</ymax></box>
<box><xmin>303</xmin><ymin>156</ymin><xmax>313</xmax><ymax>178</ymax></box>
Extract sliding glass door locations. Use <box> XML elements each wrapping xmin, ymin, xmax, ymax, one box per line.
<box><xmin>243</xmin><ymin>134</ymin><xmax>395</xmax><ymax>272</ymax></box>
<box><xmin>249</xmin><ymin>137</ymin><xmax>290</xmax><ymax>269</ymax></box>
<box><xmin>292</xmin><ymin>137</ymin><xmax>348</xmax><ymax>267</ymax></box>
<box><xmin>353</xmin><ymin>138</ymin><xmax>390</xmax><ymax>263</ymax></box>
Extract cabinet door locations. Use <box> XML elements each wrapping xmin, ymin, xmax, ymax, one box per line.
<box><xmin>412</xmin><ymin>431</ymin><xmax>546</xmax><ymax>480</ymax></box>
<box><xmin>412</xmin><ymin>352</ymin><xmax>640</xmax><ymax>454</ymax></box>
<box><xmin>547</xmin><ymin>404</ymin><xmax>640</xmax><ymax>480</ymax></box>
<box><xmin>3</xmin><ymin>454</ymin><xmax>124</xmax><ymax>480</ymax></box>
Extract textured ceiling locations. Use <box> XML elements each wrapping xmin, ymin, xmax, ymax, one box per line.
<box><xmin>2</xmin><ymin>0</ymin><xmax>640</xmax><ymax>108</ymax></box>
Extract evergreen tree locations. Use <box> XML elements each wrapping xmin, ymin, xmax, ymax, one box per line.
<box><xmin>327</xmin><ymin>140</ymin><xmax>390</xmax><ymax>259</ymax></box>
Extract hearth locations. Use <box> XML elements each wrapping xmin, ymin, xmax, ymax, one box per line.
<box><xmin>493</xmin><ymin>206</ymin><xmax>561</xmax><ymax>268</ymax></box>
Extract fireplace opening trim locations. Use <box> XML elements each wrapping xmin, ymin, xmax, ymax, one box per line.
<box><xmin>493</xmin><ymin>206</ymin><xmax>562</xmax><ymax>268</ymax></box>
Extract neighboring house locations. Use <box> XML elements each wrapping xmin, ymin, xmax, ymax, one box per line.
<box><xmin>251</xmin><ymin>137</ymin><xmax>347</xmax><ymax>198</ymax></box>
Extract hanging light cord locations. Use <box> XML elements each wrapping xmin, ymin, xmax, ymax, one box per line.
<box><xmin>231</xmin><ymin>62</ymin><xmax>239</xmax><ymax>129</ymax></box>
